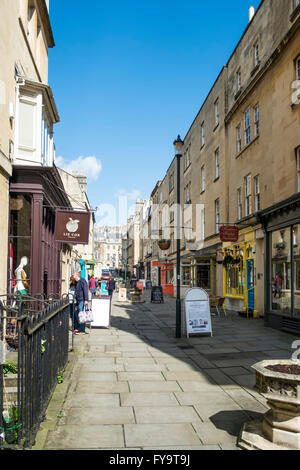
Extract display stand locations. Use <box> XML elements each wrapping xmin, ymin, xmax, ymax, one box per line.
<box><xmin>151</xmin><ymin>286</ymin><xmax>164</xmax><ymax>303</ymax></box>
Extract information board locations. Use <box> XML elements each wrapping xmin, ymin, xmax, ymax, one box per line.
<box><xmin>118</xmin><ymin>288</ymin><xmax>127</xmax><ymax>302</ymax></box>
<box><xmin>91</xmin><ymin>298</ymin><xmax>111</xmax><ymax>328</ymax></box>
<box><xmin>151</xmin><ymin>286</ymin><xmax>164</xmax><ymax>303</ymax></box>
<box><xmin>184</xmin><ymin>288</ymin><xmax>212</xmax><ymax>337</ymax></box>
<box><xmin>136</xmin><ymin>281</ymin><xmax>144</xmax><ymax>295</ymax></box>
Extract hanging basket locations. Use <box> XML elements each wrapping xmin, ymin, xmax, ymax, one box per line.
<box><xmin>158</xmin><ymin>239</ymin><xmax>171</xmax><ymax>251</ymax></box>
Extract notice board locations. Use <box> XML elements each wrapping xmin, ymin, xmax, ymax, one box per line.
<box><xmin>184</xmin><ymin>288</ymin><xmax>212</xmax><ymax>337</ymax></box>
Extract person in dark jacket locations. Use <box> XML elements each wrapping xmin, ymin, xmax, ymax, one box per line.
<box><xmin>73</xmin><ymin>272</ymin><xmax>89</xmax><ymax>335</ymax></box>
<box><xmin>107</xmin><ymin>277</ymin><xmax>116</xmax><ymax>298</ymax></box>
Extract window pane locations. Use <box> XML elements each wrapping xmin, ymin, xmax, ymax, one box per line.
<box><xmin>271</xmin><ymin>229</ymin><xmax>291</xmax><ymax>313</ymax></box>
<box><xmin>19</xmin><ymin>100</ymin><xmax>35</xmax><ymax>148</ymax></box>
<box><xmin>9</xmin><ymin>194</ymin><xmax>32</xmax><ymax>236</ymax></box>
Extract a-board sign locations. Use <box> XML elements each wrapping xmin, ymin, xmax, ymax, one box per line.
<box><xmin>184</xmin><ymin>288</ymin><xmax>212</xmax><ymax>337</ymax></box>
<box><xmin>91</xmin><ymin>298</ymin><xmax>111</xmax><ymax>328</ymax></box>
<box><xmin>151</xmin><ymin>286</ymin><xmax>164</xmax><ymax>303</ymax></box>
<box><xmin>146</xmin><ymin>281</ymin><xmax>152</xmax><ymax>290</ymax></box>
<box><xmin>136</xmin><ymin>281</ymin><xmax>144</xmax><ymax>295</ymax></box>
<box><xmin>118</xmin><ymin>288</ymin><xmax>127</xmax><ymax>302</ymax></box>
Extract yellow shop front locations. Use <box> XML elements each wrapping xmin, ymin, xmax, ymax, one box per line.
<box><xmin>223</xmin><ymin>227</ymin><xmax>258</xmax><ymax>318</ymax></box>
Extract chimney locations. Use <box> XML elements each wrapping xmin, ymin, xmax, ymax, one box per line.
<box><xmin>249</xmin><ymin>6</ymin><xmax>255</xmax><ymax>22</ymax></box>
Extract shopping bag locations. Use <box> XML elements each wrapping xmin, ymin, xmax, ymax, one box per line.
<box><xmin>78</xmin><ymin>306</ymin><xmax>94</xmax><ymax>324</ymax></box>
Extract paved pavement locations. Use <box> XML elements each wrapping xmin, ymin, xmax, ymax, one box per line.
<box><xmin>33</xmin><ymin>291</ymin><xmax>298</xmax><ymax>450</ymax></box>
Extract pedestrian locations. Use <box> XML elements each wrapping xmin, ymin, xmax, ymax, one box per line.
<box><xmin>274</xmin><ymin>273</ymin><xmax>283</xmax><ymax>298</ymax></box>
<box><xmin>89</xmin><ymin>274</ymin><xmax>97</xmax><ymax>297</ymax></box>
<box><xmin>73</xmin><ymin>271</ymin><xmax>89</xmax><ymax>335</ymax></box>
<box><xmin>107</xmin><ymin>276</ymin><xmax>116</xmax><ymax>298</ymax></box>
<box><xmin>68</xmin><ymin>276</ymin><xmax>77</xmax><ymax>326</ymax></box>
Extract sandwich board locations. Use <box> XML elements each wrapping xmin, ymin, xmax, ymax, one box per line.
<box><xmin>184</xmin><ymin>288</ymin><xmax>212</xmax><ymax>338</ymax></box>
<box><xmin>91</xmin><ymin>298</ymin><xmax>111</xmax><ymax>329</ymax></box>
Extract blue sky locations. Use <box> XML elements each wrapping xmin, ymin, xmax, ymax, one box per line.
<box><xmin>49</xmin><ymin>0</ymin><xmax>261</xmax><ymax>225</ymax></box>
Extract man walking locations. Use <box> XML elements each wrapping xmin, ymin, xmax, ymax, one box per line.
<box><xmin>107</xmin><ymin>277</ymin><xmax>116</xmax><ymax>298</ymax></box>
<box><xmin>73</xmin><ymin>272</ymin><xmax>89</xmax><ymax>335</ymax></box>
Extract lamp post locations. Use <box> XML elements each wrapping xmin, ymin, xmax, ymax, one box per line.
<box><xmin>174</xmin><ymin>135</ymin><xmax>184</xmax><ymax>338</ymax></box>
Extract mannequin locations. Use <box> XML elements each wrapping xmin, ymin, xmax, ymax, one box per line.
<box><xmin>14</xmin><ymin>256</ymin><xmax>29</xmax><ymax>295</ymax></box>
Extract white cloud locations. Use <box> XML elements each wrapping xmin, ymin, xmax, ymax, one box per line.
<box><xmin>55</xmin><ymin>155</ymin><xmax>102</xmax><ymax>181</ymax></box>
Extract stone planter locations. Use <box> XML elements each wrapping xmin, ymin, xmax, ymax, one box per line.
<box><xmin>130</xmin><ymin>288</ymin><xmax>144</xmax><ymax>304</ymax></box>
<box><xmin>239</xmin><ymin>360</ymin><xmax>300</xmax><ymax>450</ymax></box>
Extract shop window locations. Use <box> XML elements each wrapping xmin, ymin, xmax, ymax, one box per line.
<box><xmin>271</xmin><ymin>229</ymin><xmax>291</xmax><ymax>313</ymax></box>
<box><xmin>182</xmin><ymin>264</ymin><xmax>191</xmax><ymax>286</ymax></box>
<box><xmin>196</xmin><ymin>262</ymin><xmax>210</xmax><ymax>289</ymax></box>
<box><xmin>9</xmin><ymin>194</ymin><xmax>32</xmax><ymax>294</ymax></box>
<box><xmin>224</xmin><ymin>249</ymin><xmax>244</xmax><ymax>297</ymax></box>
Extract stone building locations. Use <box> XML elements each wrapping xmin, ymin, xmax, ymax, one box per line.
<box><xmin>1</xmin><ymin>0</ymin><xmax>73</xmax><ymax>297</ymax></box>
<box><xmin>94</xmin><ymin>226</ymin><xmax>123</xmax><ymax>277</ymax></box>
<box><xmin>143</xmin><ymin>0</ymin><xmax>300</xmax><ymax>334</ymax></box>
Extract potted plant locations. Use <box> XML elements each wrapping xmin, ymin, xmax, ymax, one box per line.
<box><xmin>158</xmin><ymin>239</ymin><xmax>171</xmax><ymax>251</ymax></box>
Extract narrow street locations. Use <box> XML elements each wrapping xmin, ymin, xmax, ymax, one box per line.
<box><xmin>33</xmin><ymin>293</ymin><xmax>296</xmax><ymax>451</ymax></box>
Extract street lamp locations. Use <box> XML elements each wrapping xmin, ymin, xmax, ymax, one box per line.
<box><xmin>173</xmin><ymin>135</ymin><xmax>184</xmax><ymax>338</ymax></box>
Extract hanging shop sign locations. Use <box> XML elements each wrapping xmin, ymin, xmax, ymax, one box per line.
<box><xmin>55</xmin><ymin>210</ymin><xmax>90</xmax><ymax>244</ymax></box>
<box><xmin>220</xmin><ymin>226</ymin><xmax>239</xmax><ymax>243</ymax></box>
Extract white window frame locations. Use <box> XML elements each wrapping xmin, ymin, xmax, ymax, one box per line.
<box><xmin>215</xmin><ymin>199</ymin><xmax>220</xmax><ymax>234</ymax></box>
<box><xmin>237</xmin><ymin>125</ymin><xmax>242</xmax><ymax>153</ymax></box>
<box><xmin>214</xmin><ymin>99</ymin><xmax>219</xmax><ymax>127</ymax></box>
<box><xmin>254</xmin><ymin>175</ymin><xmax>260</xmax><ymax>212</ymax></box>
<box><xmin>201</xmin><ymin>166</ymin><xmax>205</xmax><ymax>192</ymax></box>
<box><xmin>237</xmin><ymin>69</ymin><xmax>242</xmax><ymax>92</ymax></box>
<box><xmin>244</xmin><ymin>108</ymin><xmax>251</xmax><ymax>146</ymax></box>
<box><xmin>254</xmin><ymin>43</ymin><xmax>259</xmax><ymax>68</ymax></box>
<box><xmin>245</xmin><ymin>174</ymin><xmax>252</xmax><ymax>216</ymax></box>
<box><xmin>215</xmin><ymin>148</ymin><xmax>220</xmax><ymax>179</ymax></box>
<box><xmin>201</xmin><ymin>122</ymin><xmax>205</xmax><ymax>147</ymax></box>
<box><xmin>237</xmin><ymin>188</ymin><xmax>242</xmax><ymax>220</ymax></box>
<box><xmin>254</xmin><ymin>104</ymin><xmax>260</xmax><ymax>138</ymax></box>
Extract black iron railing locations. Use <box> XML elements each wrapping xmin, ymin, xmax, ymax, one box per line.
<box><xmin>0</xmin><ymin>294</ymin><xmax>70</xmax><ymax>449</ymax></box>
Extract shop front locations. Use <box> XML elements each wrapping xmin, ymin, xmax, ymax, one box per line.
<box><xmin>222</xmin><ymin>227</ymin><xmax>258</xmax><ymax>317</ymax></box>
<box><xmin>8</xmin><ymin>166</ymin><xmax>71</xmax><ymax>298</ymax></box>
<box><xmin>259</xmin><ymin>194</ymin><xmax>300</xmax><ymax>333</ymax></box>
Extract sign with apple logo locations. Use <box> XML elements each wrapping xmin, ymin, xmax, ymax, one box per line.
<box><xmin>55</xmin><ymin>210</ymin><xmax>91</xmax><ymax>244</ymax></box>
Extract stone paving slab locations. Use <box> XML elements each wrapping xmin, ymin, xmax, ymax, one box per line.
<box><xmin>124</xmin><ymin>424</ymin><xmax>201</xmax><ymax>447</ymax></box>
<box><xmin>120</xmin><ymin>392</ymin><xmax>179</xmax><ymax>407</ymax></box>
<box><xmin>44</xmin><ymin>425</ymin><xmax>125</xmax><ymax>450</ymax></box>
<box><xmin>134</xmin><ymin>406</ymin><xmax>202</xmax><ymax>424</ymax></box>
<box><xmin>64</xmin><ymin>393</ymin><xmax>120</xmax><ymax>408</ymax></box>
<box><xmin>66</xmin><ymin>407</ymin><xmax>135</xmax><ymax>425</ymax></box>
<box><xmin>75</xmin><ymin>381</ymin><xmax>129</xmax><ymax>394</ymax></box>
<box><xmin>129</xmin><ymin>381</ymin><xmax>181</xmax><ymax>392</ymax></box>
